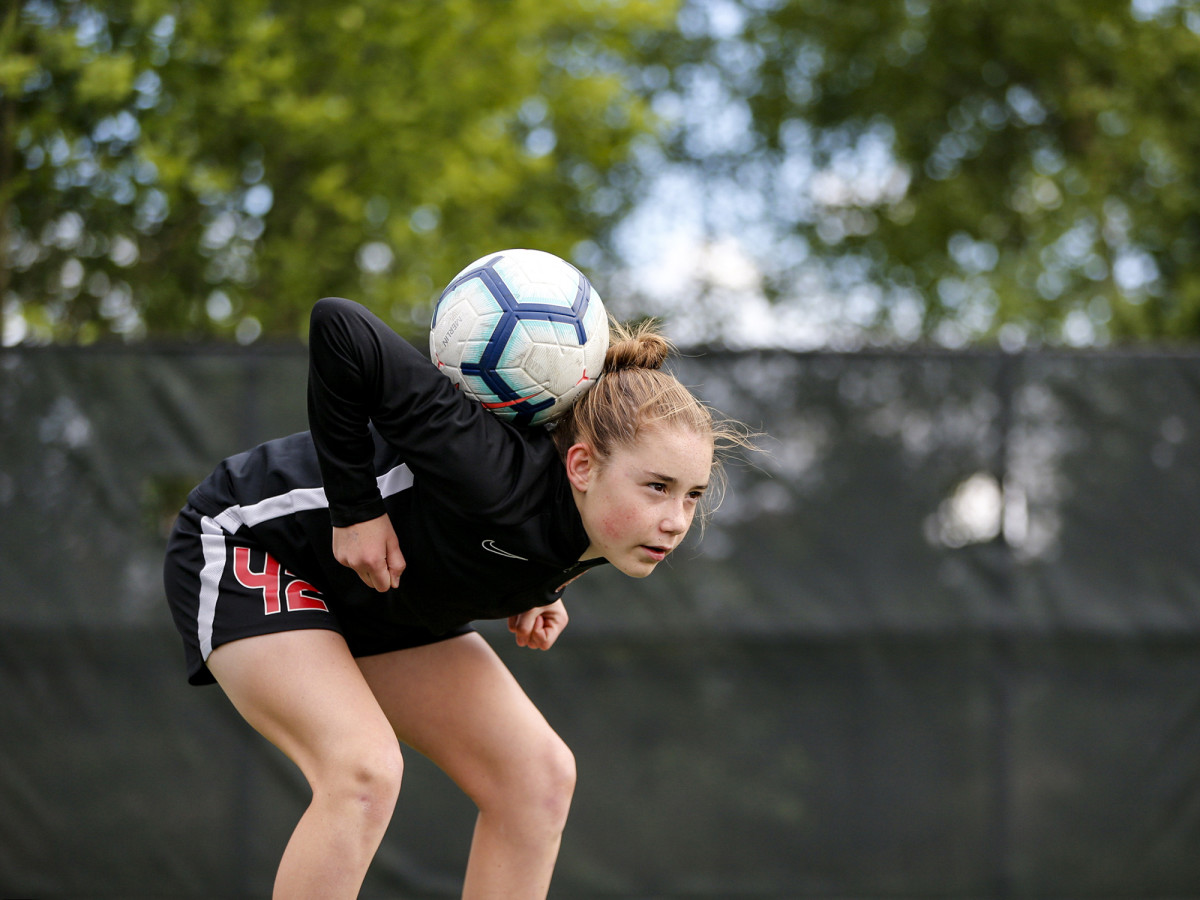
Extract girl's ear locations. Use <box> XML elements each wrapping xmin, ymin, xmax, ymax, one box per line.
<box><xmin>564</xmin><ymin>442</ymin><xmax>594</xmax><ymax>492</ymax></box>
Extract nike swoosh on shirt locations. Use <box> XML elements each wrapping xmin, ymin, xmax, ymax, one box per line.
<box><xmin>481</xmin><ymin>540</ymin><xmax>529</xmax><ymax>561</ymax></box>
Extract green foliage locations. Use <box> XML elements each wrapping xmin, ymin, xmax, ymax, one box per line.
<box><xmin>652</xmin><ymin>0</ymin><xmax>1200</xmax><ymax>345</ymax></box>
<box><xmin>1</xmin><ymin>0</ymin><xmax>677</xmax><ymax>342</ymax></box>
<box><xmin>12</xmin><ymin>0</ymin><xmax>1200</xmax><ymax>347</ymax></box>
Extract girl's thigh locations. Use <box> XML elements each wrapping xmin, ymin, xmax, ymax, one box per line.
<box><xmin>208</xmin><ymin>628</ymin><xmax>399</xmax><ymax>779</ymax></box>
<box><xmin>356</xmin><ymin>632</ymin><xmax>570</xmax><ymax>801</ymax></box>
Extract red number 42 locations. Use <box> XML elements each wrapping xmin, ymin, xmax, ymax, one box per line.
<box><xmin>233</xmin><ymin>547</ymin><xmax>329</xmax><ymax>614</ymax></box>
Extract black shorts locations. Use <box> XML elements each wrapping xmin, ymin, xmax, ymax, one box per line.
<box><xmin>163</xmin><ymin>504</ymin><xmax>472</xmax><ymax>685</ymax></box>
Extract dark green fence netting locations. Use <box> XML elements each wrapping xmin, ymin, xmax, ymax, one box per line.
<box><xmin>2</xmin><ymin>344</ymin><xmax>1200</xmax><ymax>898</ymax></box>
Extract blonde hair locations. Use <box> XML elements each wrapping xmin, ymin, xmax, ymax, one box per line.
<box><xmin>552</xmin><ymin>318</ymin><xmax>753</xmax><ymax>520</ymax></box>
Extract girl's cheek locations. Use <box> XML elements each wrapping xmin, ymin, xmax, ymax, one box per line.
<box><xmin>600</xmin><ymin>509</ymin><xmax>637</xmax><ymax>541</ymax></box>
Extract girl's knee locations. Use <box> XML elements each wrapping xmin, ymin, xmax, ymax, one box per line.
<box><xmin>351</xmin><ymin>741</ymin><xmax>405</xmax><ymax>805</ymax></box>
<box><xmin>542</xmin><ymin>739</ymin><xmax>576</xmax><ymax>831</ymax></box>
<box><xmin>481</xmin><ymin>733</ymin><xmax>576</xmax><ymax>835</ymax></box>
<box><xmin>543</xmin><ymin>738</ymin><xmax>576</xmax><ymax>812</ymax></box>
<box><xmin>315</xmin><ymin>738</ymin><xmax>404</xmax><ymax>828</ymax></box>
<box><xmin>523</xmin><ymin>736</ymin><xmax>576</xmax><ymax>836</ymax></box>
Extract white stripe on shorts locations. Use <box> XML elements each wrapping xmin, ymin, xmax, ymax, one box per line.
<box><xmin>212</xmin><ymin>464</ymin><xmax>415</xmax><ymax>534</ymax></box>
<box><xmin>197</xmin><ymin>515</ymin><xmax>227</xmax><ymax>661</ymax></box>
<box><xmin>377</xmin><ymin>463</ymin><xmax>415</xmax><ymax>499</ymax></box>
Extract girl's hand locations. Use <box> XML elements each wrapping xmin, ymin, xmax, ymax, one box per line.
<box><xmin>332</xmin><ymin>513</ymin><xmax>405</xmax><ymax>592</ymax></box>
<box><xmin>508</xmin><ymin>600</ymin><xmax>569</xmax><ymax>650</ymax></box>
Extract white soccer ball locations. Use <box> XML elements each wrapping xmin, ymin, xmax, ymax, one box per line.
<box><xmin>429</xmin><ymin>249</ymin><xmax>608</xmax><ymax>426</ymax></box>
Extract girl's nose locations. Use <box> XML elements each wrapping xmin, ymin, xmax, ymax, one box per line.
<box><xmin>662</xmin><ymin>501</ymin><xmax>689</xmax><ymax>535</ymax></box>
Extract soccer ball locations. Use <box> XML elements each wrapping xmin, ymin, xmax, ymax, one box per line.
<box><xmin>429</xmin><ymin>249</ymin><xmax>608</xmax><ymax>426</ymax></box>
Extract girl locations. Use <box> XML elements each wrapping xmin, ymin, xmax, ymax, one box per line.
<box><xmin>164</xmin><ymin>294</ymin><xmax>735</xmax><ymax>899</ymax></box>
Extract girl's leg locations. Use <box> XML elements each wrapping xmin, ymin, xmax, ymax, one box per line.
<box><xmin>207</xmin><ymin>629</ymin><xmax>404</xmax><ymax>900</ymax></box>
<box><xmin>356</xmin><ymin>632</ymin><xmax>576</xmax><ymax>900</ymax></box>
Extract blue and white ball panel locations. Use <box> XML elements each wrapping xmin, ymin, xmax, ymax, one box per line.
<box><xmin>518</xmin><ymin>343</ymin><xmax>587</xmax><ymax>397</ymax></box>
<box><xmin>459</xmin><ymin>370</ymin><xmax>497</xmax><ymax>398</ymax></box>
<box><xmin>504</xmin><ymin>318</ymin><xmax>580</xmax><ymax>360</ymax></box>
<box><xmin>461</xmin><ymin>338</ymin><xmax>494</xmax><ymax>365</ymax></box>
<box><xmin>492</xmin><ymin>253</ymin><xmax>579</xmax><ymax>309</ymax></box>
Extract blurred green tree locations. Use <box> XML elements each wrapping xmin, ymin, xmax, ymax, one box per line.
<box><xmin>641</xmin><ymin>0</ymin><xmax>1200</xmax><ymax>345</ymax></box>
<box><xmin>1</xmin><ymin>0</ymin><xmax>676</xmax><ymax>342</ymax></box>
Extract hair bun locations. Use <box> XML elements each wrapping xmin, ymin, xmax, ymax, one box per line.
<box><xmin>604</xmin><ymin>319</ymin><xmax>672</xmax><ymax>372</ymax></box>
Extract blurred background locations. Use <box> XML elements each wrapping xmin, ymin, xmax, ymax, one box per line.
<box><xmin>3</xmin><ymin>0</ymin><xmax>1200</xmax><ymax>897</ymax></box>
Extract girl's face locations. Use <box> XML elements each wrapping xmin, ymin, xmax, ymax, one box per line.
<box><xmin>566</xmin><ymin>424</ymin><xmax>714</xmax><ymax>577</ymax></box>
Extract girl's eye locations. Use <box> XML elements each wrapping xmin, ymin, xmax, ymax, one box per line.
<box><xmin>687</xmin><ymin>491</ymin><xmax>704</xmax><ymax>501</ymax></box>
<box><xmin>648</xmin><ymin>482</ymin><xmax>667</xmax><ymax>492</ymax></box>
